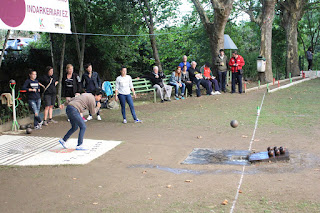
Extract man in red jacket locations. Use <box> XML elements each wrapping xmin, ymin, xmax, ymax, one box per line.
<box><xmin>229</xmin><ymin>50</ymin><xmax>245</xmax><ymax>94</ymax></box>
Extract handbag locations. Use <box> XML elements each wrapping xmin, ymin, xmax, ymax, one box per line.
<box><xmin>41</xmin><ymin>77</ymin><xmax>53</xmax><ymax>98</ymax></box>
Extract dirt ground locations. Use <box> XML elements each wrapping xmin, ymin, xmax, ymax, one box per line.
<box><xmin>1</xmin><ymin>79</ymin><xmax>320</xmax><ymax>213</ymax></box>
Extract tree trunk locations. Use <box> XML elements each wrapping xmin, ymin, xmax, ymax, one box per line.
<box><xmin>71</xmin><ymin>13</ymin><xmax>82</xmax><ymax>68</ymax></box>
<box><xmin>191</xmin><ymin>0</ymin><xmax>233</xmax><ymax>75</ymax></box>
<box><xmin>139</xmin><ymin>0</ymin><xmax>163</xmax><ymax>72</ymax></box>
<box><xmin>49</xmin><ymin>33</ymin><xmax>58</xmax><ymax>74</ymax></box>
<box><xmin>57</xmin><ymin>34</ymin><xmax>67</xmax><ymax>106</ymax></box>
<box><xmin>0</xmin><ymin>30</ymin><xmax>10</xmax><ymax>69</ymax></box>
<box><xmin>79</xmin><ymin>18</ymin><xmax>86</xmax><ymax>78</ymax></box>
<box><xmin>259</xmin><ymin>0</ymin><xmax>277</xmax><ymax>82</ymax></box>
<box><xmin>280</xmin><ymin>0</ymin><xmax>307</xmax><ymax>77</ymax></box>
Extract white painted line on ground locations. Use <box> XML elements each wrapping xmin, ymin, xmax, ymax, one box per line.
<box><xmin>230</xmin><ymin>92</ymin><xmax>266</xmax><ymax>213</ymax></box>
<box><xmin>268</xmin><ymin>77</ymin><xmax>316</xmax><ymax>93</ymax></box>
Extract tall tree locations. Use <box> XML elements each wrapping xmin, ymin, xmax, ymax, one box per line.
<box><xmin>279</xmin><ymin>0</ymin><xmax>308</xmax><ymax>77</ymax></box>
<box><xmin>57</xmin><ymin>34</ymin><xmax>66</xmax><ymax>106</ymax></box>
<box><xmin>191</xmin><ymin>0</ymin><xmax>234</xmax><ymax>72</ymax></box>
<box><xmin>138</xmin><ymin>0</ymin><xmax>162</xmax><ymax>71</ymax></box>
<box><xmin>242</xmin><ymin>0</ymin><xmax>277</xmax><ymax>82</ymax></box>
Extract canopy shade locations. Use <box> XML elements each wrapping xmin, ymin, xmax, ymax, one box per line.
<box><xmin>224</xmin><ymin>34</ymin><xmax>238</xmax><ymax>50</ymax></box>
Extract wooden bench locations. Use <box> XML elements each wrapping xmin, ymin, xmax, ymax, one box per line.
<box><xmin>108</xmin><ymin>78</ymin><xmax>157</xmax><ymax>103</ymax></box>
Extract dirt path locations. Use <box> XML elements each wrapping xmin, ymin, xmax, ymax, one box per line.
<box><xmin>0</xmin><ymin>79</ymin><xmax>320</xmax><ymax>212</ymax></box>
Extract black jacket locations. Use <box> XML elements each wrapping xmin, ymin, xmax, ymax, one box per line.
<box><xmin>22</xmin><ymin>79</ymin><xmax>41</xmax><ymax>100</ymax></box>
<box><xmin>62</xmin><ymin>72</ymin><xmax>82</xmax><ymax>97</ymax></box>
<box><xmin>148</xmin><ymin>72</ymin><xmax>165</xmax><ymax>87</ymax></box>
<box><xmin>39</xmin><ymin>75</ymin><xmax>57</xmax><ymax>95</ymax></box>
<box><xmin>81</xmin><ymin>71</ymin><xmax>101</xmax><ymax>91</ymax></box>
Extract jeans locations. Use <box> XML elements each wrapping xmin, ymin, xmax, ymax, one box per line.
<box><xmin>28</xmin><ymin>99</ymin><xmax>42</xmax><ymax>127</ymax></box>
<box><xmin>169</xmin><ymin>82</ymin><xmax>185</xmax><ymax>96</ymax></box>
<box><xmin>232</xmin><ymin>72</ymin><xmax>242</xmax><ymax>93</ymax></box>
<box><xmin>308</xmin><ymin>59</ymin><xmax>313</xmax><ymax>70</ymax></box>
<box><xmin>63</xmin><ymin>105</ymin><xmax>86</xmax><ymax>146</ymax></box>
<box><xmin>218</xmin><ymin>71</ymin><xmax>227</xmax><ymax>92</ymax></box>
<box><xmin>208</xmin><ymin>79</ymin><xmax>220</xmax><ymax>91</ymax></box>
<box><xmin>193</xmin><ymin>79</ymin><xmax>213</xmax><ymax>96</ymax></box>
<box><xmin>118</xmin><ymin>94</ymin><xmax>137</xmax><ymax>120</ymax></box>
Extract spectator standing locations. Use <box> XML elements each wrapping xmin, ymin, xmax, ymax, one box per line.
<box><xmin>189</xmin><ymin>61</ymin><xmax>213</xmax><ymax>97</ymax></box>
<box><xmin>200</xmin><ymin>62</ymin><xmax>221</xmax><ymax>95</ymax></box>
<box><xmin>215</xmin><ymin>49</ymin><xmax>228</xmax><ymax>93</ymax></box>
<box><xmin>58</xmin><ymin>89</ymin><xmax>103</xmax><ymax>150</ymax></box>
<box><xmin>115</xmin><ymin>67</ymin><xmax>142</xmax><ymax>124</ymax></box>
<box><xmin>40</xmin><ymin>66</ymin><xmax>58</xmax><ymax>126</ymax></box>
<box><xmin>22</xmin><ymin>69</ymin><xmax>43</xmax><ymax>129</ymax></box>
<box><xmin>229</xmin><ymin>50</ymin><xmax>245</xmax><ymax>94</ymax></box>
<box><xmin>149</xmin><ymin>66</ymin><xmax>172</xmax><ymax>103</ymax></box>
<box><xmin>179</xmin><ymin>55</ymin><xmax>191</xmax><ymax>71</ymax></box>
<box><xmin>82</xmin><ymin>63</ymin><xmax>102</xmax><ymax>121</ymax></box>
<box><xmin>169</xmin><ymin>66</ymin><xmax>186</xmax><ymax>100</ymax></box>
<box><xmin>307</xmin><ymin>47</ymin><xmax>313</xmax><ymax>71</ymax></box>
<box><xmin>181</xmin><ymin>65</ymin><xmax>193</xmax><ymax>97</ymax></box>
<box><xmin>62</xmin><ymin>64</ymin><xmax>82</xmax><ymax>102</ymax></box>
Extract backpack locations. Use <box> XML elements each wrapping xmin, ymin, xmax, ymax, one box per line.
<box><xmin>102</xmin><ymin>81</ymin><xmax>113</xmax><ymax>97</ymax></box>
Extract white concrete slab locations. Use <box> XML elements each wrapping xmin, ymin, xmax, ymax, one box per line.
<box><xmin>0</xmin><ymin>135</ymin><xmax>121</xmax><ymax>166</ymax></box>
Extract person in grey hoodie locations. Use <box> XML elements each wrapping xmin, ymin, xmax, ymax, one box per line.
<box><xmin>215</xmin><ymin>49</ymin><xmax>228</xmax><ymax>93</ymax></box>
<box><xmin>307</xmin><ymin>47</ymin><xmax>313</xmax><ymax>71</ymax></box>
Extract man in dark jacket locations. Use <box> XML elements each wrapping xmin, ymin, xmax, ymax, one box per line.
<box><xmin>215</xmin><ymin>49</ymin><xmax>228</xmax><ymax>93</ymax></box>
<box><xmin>81</xmin><ymin>63</ymin><xmax>102</xmax><ymax>120</ymax></box>
<box><xmin>189</xmin><ymin>61</ymin><xmax>213</xmax><ymax>97</ymax></box>
<box><xmin>148</xmin><ymin>66</ymin><xmax>172</xmax><ymax>102</ymax></box>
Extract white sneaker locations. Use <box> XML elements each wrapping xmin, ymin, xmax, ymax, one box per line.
<box><xmin>123</xmin><ymin>119</ymin><xmax>127</xmax><ymax>124</ymax></box>
<box><xmin>134</xmin><ymin>119</ymin><xmax>142</xmax><ymax>123</ymax></box>
<box><xmin>211</xmin><ymin>91</ymin><xmax>216</xmax><ymax>95</ymax></box>
<box><xmin>214</xmin><ymin>91</ymin><xmax>221</xmax><ymax>95</ymax></box>
<box><xmin>59</xmin><ymin>138</ymin><xmax>67</xmax><ymax>149</ymax></box>
<box><xmin>97</xmin><ymin>115</ymin><xmax>102</xmax><ymax>121</ymax></box>
<box><xmin>87</xmin><ymin>115</ymin><xmax>93</xmax><ymax>121</ymax></box>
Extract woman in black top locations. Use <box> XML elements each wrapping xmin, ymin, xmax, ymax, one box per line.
<box><xmin>181</xmin><ymin>65</ymin><xmax>193</xmax><ymax>97</ymax></box>
<box><xmin>62</xmin><ymin>64</ymin><xmax>82</xmax><ymax>102</ymax></box>
<box><xmin>22</xmin><ymin>69</ymin><xmax>43</xmax><ymax>129</ymax></box>
<box><xmin>39</xmin><ymin>66</ymin><xmax>58</xmax><ymax>126</ymax></box>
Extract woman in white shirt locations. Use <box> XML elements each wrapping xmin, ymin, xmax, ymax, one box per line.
<box><xmin>115</xmin><ymin>67</ymin><xmax>142</xmax><ymax>124</ymax></box>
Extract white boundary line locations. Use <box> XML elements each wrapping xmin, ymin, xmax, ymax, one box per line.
<box><xmin>230</xmin><ymin>92</ymin><xmax>266</xmax><ymax>213</ymax></box>
<box><xmin>268</xmin><ymin>77</ymin><xmax>316</xmax><ymax>93</ymax></box>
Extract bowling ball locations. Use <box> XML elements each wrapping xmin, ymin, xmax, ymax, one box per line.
<box><xmin>230</xmin><ymin>120</ymin><xmax>239</xmax><ymax>128</ymax></box>
<box><xmin>26</xmin><ymin>128</ymin><xmax>32</xmax><ymax>134</ymax></box>
<box><xmin>20</xmin><ymin>124</ymin><xmax>26</xmax><ymax>130</ymax></box>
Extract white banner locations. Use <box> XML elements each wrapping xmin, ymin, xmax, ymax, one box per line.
<box><xmin>0</xmin><ymin>0</ymin><xmax>71</xmax><ymax>34</ymax></box>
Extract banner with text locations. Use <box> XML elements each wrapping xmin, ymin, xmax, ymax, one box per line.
<box><xmin>0</xmin><ymin>0</ymin><xmax>71</xmax><ymax>34</ymax></box>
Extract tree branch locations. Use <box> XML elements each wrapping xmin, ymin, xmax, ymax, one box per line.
<box><xmin>191</xmin><ymin>0</ymin><xmax>211</xmax><ymax>24</ymax></box>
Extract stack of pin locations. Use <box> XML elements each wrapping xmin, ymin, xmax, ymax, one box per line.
<box><xmin>267</xmin><ymin>146</ymin><xmax>286</xmax><ymax>158</ymax></box>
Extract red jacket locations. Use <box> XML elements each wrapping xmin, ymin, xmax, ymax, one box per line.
<box><xmin>229</xmin><ymin>55</ymin><xmax>245</xmax><ymax>73</ymax></box>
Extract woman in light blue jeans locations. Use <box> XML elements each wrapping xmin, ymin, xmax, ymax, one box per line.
<box><xmin>169</xmin><ymin>66</ymin><xmax>185</xmax><ymax>100</ymax></box>
<box><xmin>115</xmin><ymin>67</ymin><xmax>142</xmax><ymax>124</ymax></box>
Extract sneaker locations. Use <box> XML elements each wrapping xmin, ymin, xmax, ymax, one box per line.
<box><xmin>214</xmin><ymin>91</ymin><xmax>221</xmax><ymax>95</ymax></box>
<box><xmin>43</xmin><ymin>120</ymin><xmax>48</xmax><ymax>126</ymax></box>
<box><xmin>164</xmin><ymin>99</ymin><xmax>171</xmax><ymax>102</ymax></box>
<box><xmin>134</xmin><ymin>119</ymin><xmax>142</xmax><ymax>123</ymax></box>
<box><xmin>82</xmin><ymin>117</ymin><xmax>87</xmax><ymax>122</ymax></box>
<box><xmin>161</xmin><ymin>100</ymin><xmax>164</xmax><ymax>103</ymax></box>
<box><xmin>97</xmin><ymin>115</ymin><xmax>102</xmax><ymax>121</ymax></box>
<box><xmin>34</xmin><ymin>125</ymin><xmax>42</xmax><ymax>130</ymax></box>
<box><xmin>180</xmin><ymin>96</ymin><xmax>185</xmax><ymax>100</ymax></box>
<box><xmin>123</xmin><ymin>119</ymin><xmax>127</xmax><ymax>124</ymax></box>
<box><xmin>75</xmin><ymin>145</ymin><xmax>87</xmax><ymax>150</ymax></box>
<box><xmin>174</xmin><ymin>96</ymin><xmax>179</xmax><ymax>100</ymax></box>
<box><xmin>59</xmin><ymin>138</ymin><xmax>67</xmax><ymax>149</ymax></box>
<box><xmin>211</xmin><ymin>91</ymin><xmax>216</xmax><ymax>95</ymax></box>
<box><xmin>48</xmin><ymin>119</ymin><xmax>58</xmax><ymax>124</ymax></box>
<box><xmin>38</xmin><ymin>121</ymin><xmax>43</xmax><ymax>128</ymax></box>
<box><xmin>87</xmin><ymin>115</ymin><xmax>93</xmax><ymax>121</ymax></box>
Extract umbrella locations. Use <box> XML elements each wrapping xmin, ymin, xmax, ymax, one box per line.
<box><xmin>224</xmin><ymin>34</ymin><xmax>237</xmax><ymax>50</ymax></box>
